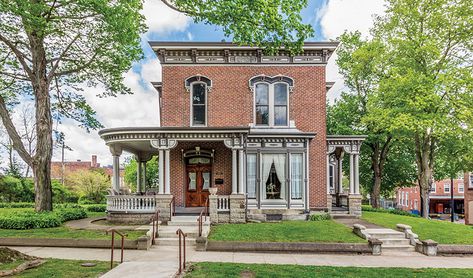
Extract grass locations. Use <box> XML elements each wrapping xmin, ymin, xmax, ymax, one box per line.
<box><xmin>208</xmin><ymin>220</ymin><xmax>365</xmax><ymax>243</ymax></box>
<box><xmin>362</xmin><ymin>211</ymin><xmax>473</xmax><ymax>244</ymax></box>
<box><xmin>185</xmin><ymin>262</ymin><xmax>473</xmax><ymax>278</ymax></box>
<box><xmin>0</xmin><ymin>226</ymin><xmax>145</xmax><ymax>240</ymax></box>
<box><xmin>0</xmin><ymin>208</ymin><xmax>106</xmax><ymax>218</ymax></box>
<box><xmin>1</xmin><ymin>259</ymin><xmax>113</xmax><ymax>277</ymax></box>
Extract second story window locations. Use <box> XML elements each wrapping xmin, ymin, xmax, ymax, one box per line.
<box><xmin>250</xmin><ymin>75</ymin><xmax>293</xmax><ymax>127</ymax></box>
<box><xmin>192</xmin><ymin>83</ymin><xmax>206</xmax><ymax>126</ymax></box>
<box><xmin>185</xmin><ymin>75</ymin><xmax>212</xmax><ymax>127</ymax></box>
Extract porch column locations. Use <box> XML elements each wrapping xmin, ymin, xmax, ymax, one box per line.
<box><xmin>110</xmin><ymin>146</ymin><xmax>122</xmax><ymax>195</ymax></box>
<box><xmin>338</xmin><ymin>157</ymin><xmax>343</xmax><ymax>194</ymax></box>
<box><xmin>142</xmin><ymin>161</ymin><xmax>147</xmax><ymax>193</ymax></box>
<box><xmin>158</xmin><ymin>149</ymin><xmax>164</xmax><ymax>194</ymax></box>
<box><xmin>232</xmin><ymin>149</ymin><xmax>237</xmax><ymax>194</ymax></box>
<box><xmin>349</xmin><ymin>153</ymin><xmax>355</xmax><ymax>194</ymax></box>
<box><xmin>165</xmin><ymin>149</ymin><xmax>171</xmax><ymax>194</ymax></box>
<box><xmin>136</xmin><ymin>159</ymin><xmax>142</xmax><ymax>193</ymax></box>
<box><xmin>326</xmin><ymin>153</ymin><xmax>330</xmax><ymax>194</ymax></box>
<box><xmin>238</xmin><ymin>149</ymin><xmax>245</xmax><ymax>194</ymax></box>
<box><xmin>354</xmin><ymin>154</ymin><xmax>360</xmax><ymax>194</ymax></box>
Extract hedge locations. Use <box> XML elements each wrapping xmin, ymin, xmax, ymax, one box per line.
<box><xmin>362</xmin><ymin>205</ymin><xmax>419</xmax><ymax>217</ymax></box>
<box><xmin>0</xmin><ymin>207</ymin><xmax>88</xmax><ymax>230</ymax></box>
<box><xmin>0</xmin><ymin>202</ymin><xmax>35</xmax><ymax>208</ymax></box>
<box><xmin>85</xmin><ymin>204</ymin><xmax>107</xmax><ymax>212</ymax></box>
<box><xmin>309</xmin><ymin>213</ymin><xmax>331</xmax><ymax>221</ymax></box>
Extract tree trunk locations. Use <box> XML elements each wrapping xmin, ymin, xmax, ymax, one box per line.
<box><xmin>415</xmin><ymin>132</ymin><xmax>433</xmax><ymax>218</ymax></box>
<box><xmin>30</xmin><ymin>30</ymin><xmax>53</xmax><ymax>212</ymax></box>
<box><xmin>371</xmin><ymin>173</ymin><xmax>382</xmax><ymax>208</ymax></box>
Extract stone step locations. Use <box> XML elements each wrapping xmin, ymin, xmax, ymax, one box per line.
<box><xmin>167</xmin><ymin>220</ymin><xmax>210</xmax><ymax>226</ymax></box>
<box><xmin>330</xmin><ymin>214</ymin><xmax>357</xmax><ymax>219</ymax></box>
<box><xmin>382</xmin><ymin>245</ymin><xmax>415</xmax><ymax>252</ymax></box>
<box><xmin>366</xmin><ymin>229</ymin><xmax>406</xmax><ymax>239</ymax></box>
<box><xmin>156</xmin><ymin>238</ymin><xmax>196</xmax><ymax>246</ymax></box>
<box><xmin>158</xmin><ymin>227</ymin><xmax>200</xmax><ymax>238</ymax></box>
<box><xmin>380</xmin><ymin>238</ymin><xmax>411</xmax><ymax>246</ymax></box>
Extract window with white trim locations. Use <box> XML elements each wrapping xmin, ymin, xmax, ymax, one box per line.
<box><xmin>470</xmin><ymin>174</ymin><xmax>473</xmax><ymax>188</ymax></box>
<box><xmin>185</xmin><ymin>75</ymin><xmax>212</xmax><ymax>127</ymax></box>
<box><xmin>406</xmin><ymin>192</ymin><xmax>409</xmax><ymax>206</ymax></box>
<box><xmin>250</xmin><ymin>75</ymin><xmax>293</xmax><ymax>127</ymax></box>
<box><xmin>247</xmin><ymin>154</ymin><xmax>257</xmax><ymax>199</ymax></box>
<box><xmin>430</xmin><ymin>183</ymin><xmax>436</xmax><ymax>193</ymax></box>
<box><xmin>444</xmin><ymin>182</ymin><xmax>450</xmax><ymax>193</ymax></box>
<box><xmin>291</xmin><ymin>153</ymin><xmax>304</xmax><ymax>199</ymax></box>
<box><xmin>458</xmin><ymin>183</ymin><xmax>464</xmax><ymax>193</ymax></box>
<box><xmin>401</xmin><ymin>192</ymin><xmax>405</xmax><ymax>206</ymax></box>
<box><xmin>414</xmin><ymin>200</ymin><xmax>418</xmax><ymax>210</ymax></box>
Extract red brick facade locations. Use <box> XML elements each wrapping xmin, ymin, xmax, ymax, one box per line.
<box><xmin>395</xmin><ymin>178</ymin><xmax>465</xmax><ymax>215</ymax></box>
<box><xmin>161</xmin><ymin>65</ymin><xmax>327</xmax><ymax>209</ymax></box>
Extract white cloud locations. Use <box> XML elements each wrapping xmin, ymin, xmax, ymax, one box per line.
<box><xmin>142</xmin><ymin>0</ymin><xmax>191</xmax><ymax>35</ymax></box>
<box><xmin>320</xmin><ymin>0</ymin><xmax>386</xmax><ymax>101</ymax></box>
<box><xmin>141</xmin><ymin>58</ymin><xmax>162</xmax><ymax>83</ymax></box>
<box><xmin>319</xmin><ymin>0</ymin><xmax>386</xmax><ymax>40</ymax></box>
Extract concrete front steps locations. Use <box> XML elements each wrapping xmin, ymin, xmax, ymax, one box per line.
<box><xmin>155</xmin><ymin>215</ymin><xmax>210</xmax><ymax>247</ymax></box>
<box><xmin>365</xmin><ymin>229</ymin><xmax>415</xmax><ymax>252</ymax></box>
<box><xmin>330</xmin><ymin>209</ymin><xmax>357</xmax><ymax>219</ymax></box>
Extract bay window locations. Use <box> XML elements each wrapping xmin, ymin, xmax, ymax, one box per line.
<box><xmin>247</xmin><ymin>154</ymin><xmax>257</xmax><ymax>198</ymax></box>
<box><xmin>290</xmin><ymin>153</ymin><xmax>303</xmax><ymax>199</ymax></box>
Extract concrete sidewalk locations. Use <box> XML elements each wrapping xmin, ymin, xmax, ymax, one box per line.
<box><xmin>10</xmin><ymin>246</ymin><xmax>473</xmax><ymax>278</ymax></box>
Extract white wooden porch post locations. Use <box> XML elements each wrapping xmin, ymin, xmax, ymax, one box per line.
<box><xmin>354</xmin><ymin>154</ymin><xmax>360</xmax><ymax>194</ymax></box>
<box><xmin>338</xmin><ymin>157</ymin><xmax>343</xmax><ymax>194</ymax></box>
<box><xmin>158</xmin><ymin>149</ymin><xmax>164</xmax><ymax>194</ymax></box>
<box><xmin>136</xmin><ymin>159</ymin><xmax>142</xmax><ymax>193</ymax></box>
<box><xmin>238</xmin><ymin>149</ymin><xmax>245</xmax><ymax>194</ymax></box>
<box><xmin>349</xmin><ymin>153</ymin><xmax>355</xmax><ymax>194</ymax></box>
<box><xmin>165</xmin><ymin>149</ymin><xmax>171</xmax><ymax>194</ymax></box>
<box><xmin>326</xmin><ymin>153</ymin><xmax>330</xmax><ymax>194</ymax></box>
<box><xmin>142</xmin><ymin>161</ymin><xmax>147</xmax><ymax>193</ymax></box>
<box><xmin>232</xmin><ymin>149</ymin><xmax>237</xmax><ymax>194</ymax></box>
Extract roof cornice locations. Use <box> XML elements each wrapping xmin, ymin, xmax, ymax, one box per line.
<box><xmin>149</xmin><ymin>41</ymin><xmax>339</xmax><ymax>65</ymax></box>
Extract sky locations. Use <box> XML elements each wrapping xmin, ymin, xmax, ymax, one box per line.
<box><xmin>52</xmin><ymin>0</ymin><xmax>387</xmax><ymax>166</ymax></box>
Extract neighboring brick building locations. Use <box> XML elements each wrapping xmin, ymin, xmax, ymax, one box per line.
<box><xmin>464</xmin><ymin>172</ymin><xmax>473</xmax><ymax>225</ymax></box>
<box><xmin>99</xmin><ymin>42</ymin><xmax>366</xmax><ymax>221</ymax></box>
<box><xmin>51</xmin><ymin>155</ymin><xmax>124</xmax><ymax>187</ymax></box>
<box><xmin>395</xmin><ymin>178</ymin><xmax>465</xmax><ymax>215</ymax></box>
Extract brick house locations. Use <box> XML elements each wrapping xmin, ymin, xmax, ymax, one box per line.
<box><xmin>51</xmin><ymin>155</ymin><xmax>124</xmax><ymax>187</ymax></box>
<box><xmin>395</xmin><ymin>177</ymin><xmax>465</xmax><ymax>216</ymax></box>
<box><xmin>464</xmin><ymin>172</ymin><xmax>473</xmax><ymax>225</ymax></box>
<box><xmin>99</xmin><ymin>42</ymin><xmax>365</xmax><ymax>223</ymax></box>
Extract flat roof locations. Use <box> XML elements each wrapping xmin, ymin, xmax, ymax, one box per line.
<box><xmin>149</xmin><ymin>41</ymin><xmax>339</xmax><ymax>51</ymax></box>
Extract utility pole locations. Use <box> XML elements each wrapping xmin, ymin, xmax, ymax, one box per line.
<box><xmin>450</xmin><ymin>176</ymin><xmax>454</xmax><ymax>222</ymax></box>
<box><xmin>61</xmin><ymin>140</ymin><xmax>65</xmax><ymax>185</ymax></box>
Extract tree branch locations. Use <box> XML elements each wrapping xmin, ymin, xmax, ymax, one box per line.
<box><xmin>47</xmin><ymin>33</ymin><xmax>81</xmax><ymax>81</ymax></box>
<box><xmin>0</xmin><ymin>94</ymin><xmax>33</xmax><ymax>165</ymax></box>
<box><xmin>53</xmin><ymin>52</ymin><xmax>98</xmax><ymax>77</ymax></box>
<box><xmin>0</xmin><ymin>34</ymin><xmax>33</xmax><ymax>79</ymax></box>
<box><xmin>161</xmin><ymin>0</ymin><xmax>195</xmax><ymax>15</ymax></box>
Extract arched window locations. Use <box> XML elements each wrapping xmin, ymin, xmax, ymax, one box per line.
<box><xmin>185</xmin><ymin>75</ymin><xmax>212</xmax><ymax>126</ymax></box>
<box><xmin>250</xmin><ymin>75</ymin><xmax>293</xmax><ymax>127</ymax></box>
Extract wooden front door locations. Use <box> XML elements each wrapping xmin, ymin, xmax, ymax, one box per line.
<box><xmin>186</xmin><ymin>165</ymin><xmax>211</xmax><ymax>207</ymax></box>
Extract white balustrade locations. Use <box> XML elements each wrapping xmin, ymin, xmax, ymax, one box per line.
<box><xmin>107</xmin><ymin>195</ymin><xmax>157</xmax><ymax>213</ymax></box>
<box><xmin>217</xmin><ymin>195</ymin><xmax>230</xmax><ymax>212</ymax></box>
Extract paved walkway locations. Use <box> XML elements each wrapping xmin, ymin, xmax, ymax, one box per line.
<box><xmin>10</xmin><ymin>246</ymin><xmax>473</xmax><ymax>278</ymax></box>
<box><xmin>65</xmin><ymin>217</ymin><xmax>147</xmax><ymax>231</ymax></box>
<box><xmin>333</xmin><ymin>217</ymin><xmax>383</xmax><ymax>229</ymax></box>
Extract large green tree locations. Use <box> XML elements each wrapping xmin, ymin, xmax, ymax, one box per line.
<box><xmin>0</xmin><ymin>0</ymin><xmax>313</xmax><ymax>212</ymax></box>
<box><xmin>328</xmin><ymin>31</ymin><xmax>416</xmax><ymax>207</ymax></box>
<box><xmin>124</xmin><ymin>156</ymin><xmax>159</xmax><ymax>192</ymax></box>
<box><xmin>371</xmin><ymin>0</ymin><xmax>473</xmax><ymax>217</ymax></box>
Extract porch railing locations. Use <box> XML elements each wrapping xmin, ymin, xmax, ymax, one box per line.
<box><xmin>107</xmin><ymin>195</ymin><xmax>157</xmax><ymax>213</ymax></box>
<box><xmin>217</xmin><ymin>195</ymin><xmax>230</xmax><ymax>212</ymax></box>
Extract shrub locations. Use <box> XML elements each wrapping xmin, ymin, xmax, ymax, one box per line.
<box><xmin>52</xmin><ymin>180</ymin><xmax>80</xmax><ymax>204</ymax></box>
<box><xmin>55</xmin><ymin>207</ymin><xmax>88</xmax><ymax>222</ymax></box>
<box><xmin>0</xmin><ymin>212</ymin><xmax>61</xmax><ymax>229</ymax></box>
<box><xmin>0</xmin><ymin>202</ymin><xmax>34</xmax><ymax>208</ymax></box>
<box><xmin>67</xmin><ymin>170</ymin><xmax>109</xmax><ymax>204</ymax></box>
<box><xmin>0</xmin><ymin>207</ymin><xmax>87</xmax><ymax>230</ymax></box>
<box><xmin>309</xmin><ymin>213</ymin><xmax>331</xmax><ymax>221</ymax></box>
<box><xmin>362</xmin><ymin>205</ymin><xmax>419</xmax><ymax>217</ymax></box>
<box><xmin>86</xmin><ymin>204</ymin><xmax>107</xmax><ymax>212</ymax></box>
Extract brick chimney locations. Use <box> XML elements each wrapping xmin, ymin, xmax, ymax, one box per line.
<box><xmin>91</xmin><ymin>155</ymin><xmax>98</xmax><ymax>168</ymax></box>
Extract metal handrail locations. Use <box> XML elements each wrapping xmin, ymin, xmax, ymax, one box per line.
<box><xmin>106</xmin><ymin>229</ymin><xmax>127</xmax><ymax>269</ymax></box>
<box><xmin>151</xmin><ymin>209</ymin><xmax>160</xmax><ymax>245</ymax></box>
<box><xmin>176</xmin><ymin>228</ymin><xmax>187</xmax><ymax>275</ymax></box>
<box><xmin>169</xmin><ymin>196</ymin><xmax>175</xmax><ymax>221</ymax></box>
<box><xmin>197</xmin><ymin>199</ymin><xmax>209</xmax><ymax>237</ymax></box>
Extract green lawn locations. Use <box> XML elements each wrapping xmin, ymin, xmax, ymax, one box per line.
<box><xmin>0</xmin><ymin>226</ymin><xmax>145</xmax><ymax>240</ymax></box>
<box><xmin>0</xmin><ymin>208</ymin><xmax>106</xmax><ymax>218</ymax></box>
<box><xmin>208</xmin><ymin>220</ymin><xmax>365</xmax><ymax>243</ymax></box>
<box><xmin>362</xmin><ymin>211</ymin><xmax>473</xmax><ymax>244</ymax></box>
<box><xmin>0</xmin><ymin>259</ymin><xmax>113</xmax><ymax>277</ymax></box>
<box><xmin>185</xmin><ymin>262</ymin><xmax>473</xmax><ymax>278</ymax></box>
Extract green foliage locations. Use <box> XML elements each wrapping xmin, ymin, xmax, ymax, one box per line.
<box><xmin>51</xmin><ymin>180</ymin><xmax>79</xmax><ymax>204</ymax></box>
<box><xmin>0</xmin><ymin>176</ymin><xmax>34</xmax><ymax>203</ymax></box>
<box><xmin>124</xmin><ymin>156</ymin><xmax>159</xmax><ymax>191</ymax></box>
<box><xmin>308</xmin><ymin>213</ymin><xmax>331</xmax><ymax>221</ymax></box>
<box><xmin>85</xmin><ymin>204</ymin><xmax>107</xmax><ymax>213</ymax></box>
<box><xmin>172</xmin><ymin>0</ymin><xmax>313</xmax><ymax>53</ymax></box>
<box><xmin>0</xmin><ymin>202</ymin><xmax>34</xmax><ymax>208</ymax></box>
<box><xmin>0</xmin><ymin>207</ymin><xmax>87</xmax><ymax>230</ymax></box>
<box><xmin>66</xmin><ymin>170</ymin><xmax>109</xmax><ymax>204</ymax></box>
<box><xmin>361</xmin><ymin>205</ymin><xmax>419</xmax><ymax>218</ymax></box>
